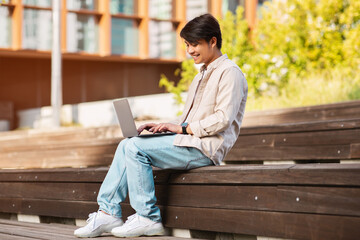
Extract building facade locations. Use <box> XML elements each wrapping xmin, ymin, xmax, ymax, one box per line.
<box><xmin>0</xmin><ymin>0</ymin><xmax>265</xmax><ymax>129</ymax></box>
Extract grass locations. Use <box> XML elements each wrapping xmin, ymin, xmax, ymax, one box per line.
<box><xmin>246</xmin><ymin>67</ymin><xmax>360</xmax><ymax>111</ymax></box>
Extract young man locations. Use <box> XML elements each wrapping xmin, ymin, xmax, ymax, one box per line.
<box><xmin>74</xmin><ymin>13</ymin><xmax>248</xmax><ymax>238</ymax></box>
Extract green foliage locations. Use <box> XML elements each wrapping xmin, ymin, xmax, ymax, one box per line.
<box><xmin>219</xmin><ymin>7</ymin><xmax>253</xmax><ymax>68</ymax></box>
<box><xmin>244</xmin><ymin>0</ymin><xmax>360</xmax><ymax>100</ymax></box>
<box><xmin>160</xmin><ymin>0</ymin><xmax>360</xmax><ymax>110</ymax></box>
<box><xmin>159</xmin><ymin>58</ymin><xmax>197</xmax><ymax>106</ymax></box>
<box><xmin>246</xmin><ymin>66</ymin><xmax>360</xmax><ymax>110</ymax></box>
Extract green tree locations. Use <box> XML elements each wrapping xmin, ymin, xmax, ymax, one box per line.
<box><xmin>160</xmin><ymin>0</ymin><xmax>360</xmax><ymax>109</ymax></box>
<box><xmin>159</xmin><ymin>59</ymin><xmax>197</xmax><ymax>114</ymax></box>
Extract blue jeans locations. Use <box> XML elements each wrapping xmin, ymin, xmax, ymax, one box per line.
<box><xmin>97</xmin><ymin>134</ymin><xmax>213</xmax><ymax>223</ymax></box>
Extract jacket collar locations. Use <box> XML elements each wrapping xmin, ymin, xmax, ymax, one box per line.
<box><xmin>200</xmin><ymin>54</ymin><xmax>228</xmax><ymax>73</ymax></box>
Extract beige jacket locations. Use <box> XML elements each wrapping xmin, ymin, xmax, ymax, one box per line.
<box><xmin>172</xmin><ymin>54</ymin><xmax>248</xmax><ymax>165</ymax></box>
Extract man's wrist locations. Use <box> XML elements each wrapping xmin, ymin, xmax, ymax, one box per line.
<box><xmin>181</xmin><ymin>122</ymin><xmax>189</xmax><ymax>134</ymax></box>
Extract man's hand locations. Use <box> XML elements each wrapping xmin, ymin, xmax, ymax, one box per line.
<box><xmin>137</xmin><ymin>123</ymin><xmax>157</xmax><ymax>135</ymax></box>
<box><xmin>137</xmin><ymin>123</ymin><xmax>182</xmax><ymax>135</ymax></box>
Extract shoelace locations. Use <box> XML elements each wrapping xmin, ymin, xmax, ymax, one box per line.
<box><xmin>86</xmin><ymin>212</ymin><xmax>98</xmax><ymax>228</ymax></box>
<box><xmin>124</xmin><ymin>214</ymin><xmax>138</xmax><ymax>225</ymax></box>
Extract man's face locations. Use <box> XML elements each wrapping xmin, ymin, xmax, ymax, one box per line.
<box><xmin>185</xmin><ymin>39</ymin><xmax>215</xmax><ymax>66</ymax></box>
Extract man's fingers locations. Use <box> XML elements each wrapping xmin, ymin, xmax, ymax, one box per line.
<box><xmin>153</xmin><ymin>124</ymin><xmax>165</xmax><ymax>133</ymax></box>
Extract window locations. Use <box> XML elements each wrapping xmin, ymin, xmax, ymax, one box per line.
<box><xmin>148</xmin><ymin>0</ymin><xmax>176</xmax><ymax>58</ymax></box>
<box><xmin>110</xmin><ymin>0</ymin><xmax>139</xmax><ymax>56</ymax></box>
<box><xmin>110</xmin><ymin>0</ymin><xmax>136</xmax><ymax>15</ymax></box>
<box><xmin>148</xmin><ymin>20</ymin><xmax>176</xmax><ymax>58</ymax></box>
<box><xmin>0</xmin><ymin>0</ymin><xmax>187</xmax><ymax>59</ymax></box>
<box><xmin>0</xmin><ymin>6</ymin><xmax>12</xmax><ymax>48</ymax></box>
<box><xmin>67</xmin><ymin>13</ymin><xmax>99</xmax><ymax>53</ymax></box>
<box><xmin>186</xmin><ymin>0</ymin><xmax>208</xmax><ymax>21</ymax></box>
<box><xmin>66</xmin><ymin>0</ymin><xmax>100</xmax><ymax>53</ymax></box>
<box><xmin>22</xmin><ymin>2</ymin><xmax>52</xmax><ymax>51</ymax></box>
<box><xmin>149</xmin><ymin>0</ymin><xmax>173</xmax><ymax>20</ymax></box>
<box><xmin>111</xmin><ymin>18</ymin><xmax>139</xmax><ymax>55</ymax></box>
<box><xmin>67</xmin><ymin>0</ymin><xmax>97</xmax><ymax>11</ymax></box>
<box><xmin>23</xmin><ymin>0</ymin><xmax>52</xmax><ymax>8</ymax></box>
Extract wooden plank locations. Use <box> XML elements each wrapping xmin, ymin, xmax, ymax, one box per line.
<box><xmin>232</xmin><ymin>134</ymin><xmax>275</xmax><ymax>147</ymax></box>
<box><xmin>0</xmin><ymin>232</ymin><xmax>39</xmax><ymax>240</ymax></box>
<box><xmin>240</xmin><ymin>118</ymin><xmax>360</xmax><ymax>135</ymax></box>
<box><xmin>0</xmin><ymin>167</ymin><xmax>171</xmax><ymax>184</ymax></box>
<box><xmin>0</xmin><ymin>222</ymin><xmax>76</xmax><ymax>240</ymax></box>
<box><xmin>351</xmin><ymin>143</ymin><xmax>360</xmax><ymax>158</ymax></box>
<box><xmin>0</xmin><ymin>138</ymin><xmax>119</xmax><ymax>153</ymax></box>
<box><xmin>168</xmin><ymin>164</ymin><xmax>360</xmax><ymax>186</ymax></box>
<box><xmin>0</xmin><ymin>198</ymin><xmax>99</xmax><ymax>219</ymax></box>
<box><xmin>0</xmin><ymin>182</ymin><xmax>100</xmax><ymax>201</ymax></box>
<box><xmin>0</xmin><ymin>220</ymin><xmax>195</xmax><ymax>240</ymax></box>
<box><xmin>0</xmin><ymin>126</ymin><xmax>121</xmax><ymax>150</ymax></box>
<box><xmin>242</xmin><ymin>100</ymin><xmax>360</xmax><ymax>126</ymax></box>
<box><xmin>0</xmin><ymin>155</ymin><xmax>114</xmax><ymax>169</ymax></box>
<box><xmin>235</xmin><ymin>129</ymin><xmax>360</xmax><ymax>149</ymax></box>
<box><xmin>0</xmin><ymin>198</ymin><xmax>138</xmax><ymax>220</ymax></box>
<box><xmin>0</xmin><ymin>167</ymin><xmax>108</xmax><ymax>182</ymax></box>
<box><xmin>1</xmin><ymin>182</ymin><xmax>359</xmax><ymax>217</ymax></box>
<box><xmin>0</xmin><ymin>142</ymin><xmax>117</xmax><ymax>168</ymax></box>
<box><xmin>1</xmin><ymin>164</ymin><xmax>359</xmax><ymax>185</ymax></box>
<box><xmin>0</xmin><ymin>219</ymin><xmax>77</xmax><ymax>231</ymax></box>
<box><xmin>276</xmin><ymin>186</ymin><xmax>360</xmax><ymax>216</ymax></box>
<box><xmin>273</xmin><ymin>129</ymin><xmax>360</xmax><ymax>146</ymax></box>
<box><xmin>162</xmin><ymin>185</ymin><xmax>360</xmax><ymax>217</ymax></box>
<box><xmin>225</xmin><ymin>145</ymin><xmax>351</xmax><ymax>161</ymax></box>
<box><xmin>1</xmin><ymin>199</ymin><xmax>359</xmax><ymax>240</ymax></box>
<box><xmin>163</xmin><ymin>206</ymin><xmax>360</xmax><ymax>240</ymax></box>
<box><xmin>0</xmin><ymin>219</ymin><xmax>198</xmax><ymax>239</ymax></box>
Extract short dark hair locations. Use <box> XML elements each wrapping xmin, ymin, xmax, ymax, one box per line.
<box><xmin>180</xmin><ymin>13</ymin><xmax>222</xmax><ymax>50</ymax></box>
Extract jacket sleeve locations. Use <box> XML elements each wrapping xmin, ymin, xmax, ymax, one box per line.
<box><xmin>189</xmin><ymin>67</ymin><xmax>246</xmax><ymax>137</ymax></box>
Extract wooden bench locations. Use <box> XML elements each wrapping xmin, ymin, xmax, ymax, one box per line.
<box><xmin>0</xmin><ymin>164</ymin><xmax>359</xmax><ymax>240</ymax></box>
<box><xmin>1</xmin><ymin>101</ymin><xmax>360</xmax><ymax>239</ymax></box>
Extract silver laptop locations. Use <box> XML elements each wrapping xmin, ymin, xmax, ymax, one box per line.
<box><xmin>113</xmin><ymin>99</ymin><xmax>175</xmax><ymax>138</ymax></box>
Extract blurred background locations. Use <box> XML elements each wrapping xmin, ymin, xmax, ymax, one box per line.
<box><xmin>0</xmin><ymin>0</ymin><xmax>359</xmax><ymax>131</ymax></box>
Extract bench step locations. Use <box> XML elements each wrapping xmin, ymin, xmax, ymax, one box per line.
<box><xmin>0</xmin><ymin>164</ymin><xmax>359</xmax><ymax>240</ymax></box>
<box><xmin>0</xmin><ymin>219</ymin><xmax>203</xmax><ymax>240</ymax></box>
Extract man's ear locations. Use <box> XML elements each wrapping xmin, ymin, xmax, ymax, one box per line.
<box><xmin>210</xmin><ymin>37</ymin><xmax>217</xmax><ymax>48</ymax></box>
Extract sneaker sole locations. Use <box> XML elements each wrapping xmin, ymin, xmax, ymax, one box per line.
<box><xmin>74</xmin><ymin>221</ymin><xmax>123</xmax><ymax>238</ymax></box>
<box><xmin>112</xmin><ymin>226</ymin><xmax>165</xmax><ymax>238</ymax></box>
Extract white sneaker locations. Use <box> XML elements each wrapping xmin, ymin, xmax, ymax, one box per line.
<box><xmin>74</xmin><ymin>211</ymin><xmax>124</xmax><ymax>238</ymax></box>
<box><xmin>111</xmin><ymin>214</ymin><xmax>165</xmax><ymax>238</ymax></box>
